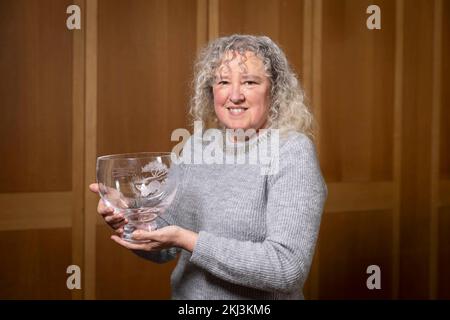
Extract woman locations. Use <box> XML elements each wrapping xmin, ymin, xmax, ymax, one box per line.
<box><xmin>90</xmin><ymin>34</ymin><xmax>327</xmax><ymax>299</ymax></box>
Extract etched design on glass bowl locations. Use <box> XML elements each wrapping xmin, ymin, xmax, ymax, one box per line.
<box><xmin>96</xmin><ymin>152</ymin><xmax>179</xmax><ymax>243</ymax></box>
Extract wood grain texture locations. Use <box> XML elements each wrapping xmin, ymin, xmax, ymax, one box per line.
<box><xmin>96</xmin><ymin>0</ymin><xmax>197</xmax><ymax>299</ymax></box>
<box><xmin>440</xmin><ymin>180</ymin><xmax>450</xmax><ymax>206</ymax></box>
<box><xmin>197</xmin><ymin>0</ymin><xmax>208</xmax><ymax>53</ymax></box>
<box><xmin>399</xmin><ymin>0</ymin><xmax>434</xmax><ymax>299</ymax></box>
<box><xmin>219</xmin><ymin>0</ymin><xmax>279</xmax><ymax>40</ymax></box>
<box><xmin>436</xmin><ymin>2</ymin><xmax>447</xmax><ymax>296</ymax></box>
<box><xmin>218</xmin><ymin>0</ymin><xmax>304</xmax><ymax>79</ymax></box>
<box><xmin>97</xmin><ymin>0</ymin><xmax>195</xmax><ymax>157</ymax></box>
<box><xmin>430</xmin><ymin>0</ymin><xmax>443</xmax><ymax>299</ymax></box>
<box><xmin>72</xmin><ymin>0</ymin><xmax>86</xmax><ymax>300</ymax></box>
<box><xmin>325</xmin><ymin>182</ymin><xmax>394</xmax><ymax>212</ymax></box>
<box><xmin>320</xmin><ymin>0</ymin><xmax>395</xmax><ymax>183</ymax></box>
<box><xmin>84</xmin><ymin>0</ymin><xmax>98</xmax><ymax>300</ymax></box>
<box><xmin>438</xmin><ymin>206</ymin><xmax>450</xmax><ymax>299</ymax></box>
<box><xmin>209</xmin><ymin>0</ymin><xmax>219</xmax><ymax>40</ymax></box>
<box><xmin>318</xmin><ymin>210</ymin><xmax>394</xmax><ymax>299</ymax></box>
<box><xmin>0</xmin><ymin>0</ymin><xmax>73</xmax><ymax>192</ymax></box>
<box><xmin>440</xmin><ymin>0</ymin><xmax>450</xmax><ymax>180</ymax></box>
<box><xmin>392</xmin><ymin>0</ymin><xmax>404</xmax><ymax>298</ymax></box>
<box><xmin>0</xmin><ymin>192</ymin><xmax>72</xmax><ymax>230</ymax></box>
<box><xmin>0</xmin><ymin>228</ymin><xmax>72</xmax><ymax>299</ymax></box>
<box><xmin>95</xmin><ymin>225</ymin><xmax>177</xmax><ymax>299</ymax></box>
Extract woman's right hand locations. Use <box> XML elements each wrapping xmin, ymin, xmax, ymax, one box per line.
<box><xmin>89</xmin><ymin>183</ymin><xmax>128</xmax><ymax>234</ymax></box>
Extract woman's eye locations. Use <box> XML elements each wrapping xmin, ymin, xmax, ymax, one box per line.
<box><xmin>244</xmin><ymin>81</ymin><xmax>257</xmax><ymax>85</ymax></box>
<box><xmin>218</xmin><ymin>81</ymin><xmax>229</xmax><ymax>85</ymax></box>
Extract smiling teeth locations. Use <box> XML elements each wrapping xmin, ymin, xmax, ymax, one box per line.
<box><xmin>229</xmin><ymin>108</ymin><xmax>246</xmax><ymax>114</ymax></box>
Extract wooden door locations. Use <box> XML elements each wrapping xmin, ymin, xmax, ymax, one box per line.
<box><xmin>0</xmin><ymin>0</ymin><xmax>74</xmax><ymax>299</ymax></box>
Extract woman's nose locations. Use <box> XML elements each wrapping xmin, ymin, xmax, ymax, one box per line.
<box><xmin>229</xmin><ymin>84</ymin><xmax>245</xmax><ymax>104</ymax></box>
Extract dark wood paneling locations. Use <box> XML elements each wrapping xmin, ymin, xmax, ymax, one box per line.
<box><xmin>440</xmin><ymin>0</ymin><xmax>450</xmax><ymax>179</ymax></box>
<box><xmin>318</xmin><ymin>210</ymin><xmax>393</xmax><ymax>299</ymax></box>
<box><xmin>0</xmin><ymin>228</ymin><xmax>72</xmax><ymax>299</ymax></box>
<box><xmin>438</xmin><ymin>206</ymin><xmax>450</xmax><ymax>299</ymax></box>
<box><xmin>399</xmin><ymin>0</ymin><xmax>434</xmax><ymax>299</ymax></box>
<box><xmin>279</xmin><ymin>0</ymin><xmax>304</xmax><ymax>79</ymax></box>
<box><xmin>218</xmin><ymin>0</ymin><xmax>304</xmax><ymax>79</ymax></box>
<box><xmin>97</xmin><ymin>0</ymin><xmax>195</xmax><ymax>156</ymax></box>
<box><xmin>436</xmin><ymin>0</ymin><xmax>449</xmax><ymax>300</ymax></box>
<box><xmin>219</xmin><ymin>0</ymin><xmax>281</xmax><ymax>41</ymax></box>
<box><xmin>0</xmin><ymin>0</ymin><xmax>73</xmax><ymax>192</ymax></box>
<box><xmin>303</xmin><ymin>246</ymin><xmax>319</xmax><ymax>299</ymax></box>
<box><xmin>96</xmin><ymin>225</ymin><xmax>177</xmax><ymax>299</ymax></box>
<box><xmin>320</xmin><ymin>0</ymin><xmax>395</xmax><ymax>183</ymax></box>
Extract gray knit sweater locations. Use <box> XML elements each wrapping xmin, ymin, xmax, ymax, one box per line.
<box><xmin>140</xmin><ymin>131</ymin><xmax>327</xmax><ymax>300</ymax></box>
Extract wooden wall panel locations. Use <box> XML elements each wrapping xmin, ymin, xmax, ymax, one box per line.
<box><xmin>399</xmin><ymin>0</ymin><xmax>434</xmax><ymax>299</ymax></box>
<box><xmin>97</xmin><ymin>0</ymin><xmax>195</xmax><ymax>156</ymax></box>
<box><xmin>441</xmin><ymin>0</ymin><xmax>450</xmax><ymax>179</ymax></box>
<box><xmin>438</xmin><ymin>207</ymin><xmax>450</xmax><ymax>299</ymax></box>
<box><xmin>302</xmin><ymin>246</ymin><xmax>319</xmax><ymax>299</ymax></box>
<box><xmin>318</xmin><ymin>210</ymin><xmax>393</xmax><ymax>299</ymax></box>
<box><xmin>96</xmin><ymin>225</ymin><xmax>176</xmax><ymax>299</ymax></box>
<box><xmin>438</xmin><ymin>0</ymin><xmax>450</xmax><ymax>299</ymax></box>
<box><xmin>0</xmin><ymin>229</ymin><xmax>71</xmax><ymax>299</ymax></box>
<box><xmin>320</xmin><ymin>0</ymin><xmax>395</xmax><ymax>183</ymax></box>
<box><xmin>0</xmin><ymin>0</ymin><xmax>74</xmax><ymax>300</ymax></box>
<box><xmin>218</xmin><ymin>0</ymin><xmax>304</xmax><ymax>80</ymax></box>
<box><xmin>278</xmin><ymin>0</ymin><xmax>304</xmax><ymax>79</ymax></box>
<box><xmin>219</xmin><ymin>0</ymin><xmax>281</xmax><ymax>41</ymax></box>
<box><xmin>0</xmin><ymin>0</ymin><xmax>73</xmax><ymax>192</ymax></box>
<box><xmin>96</xmin><ymin>0</ymin><xmax>197</xmax><ymax>299</ymax></box>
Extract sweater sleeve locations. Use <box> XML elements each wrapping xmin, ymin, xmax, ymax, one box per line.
<box><xmin>189</xmin><ymin>134</ymin><xmax>328</xmax><ymax>293</ymax></box>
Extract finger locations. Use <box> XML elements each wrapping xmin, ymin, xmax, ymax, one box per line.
<box><xmin>111</xmin><ymin>219</ymin><xmax>127</xmax><ymax>230</ymax></box>
<box><xmin>105</xmin><ymin>213</ymin><xmax>124</xmax><ymax>224</ymax></box>
<box><xmin>139</xmin><ymin>228</ymin><xmax>169</xmax><ymax>240</ymax></box>
<box><xmin>89</xmin><ymin>183</ymin><xmax>99</xmax><ymax>193</ymax></box>
<box><xmin>131</xmin><ymin>229</ymin><xmax>159</xmax><ymax>242</ymax></box>
<box><xmin>119</xmin><ymin>198</ymin><xmax>129</xmax><ymax>209</ymax></box>
<box><xmin>98</xmin><ymin>200</ymin><xmax>114</xmax><ymax>216</ymax></box>
<box><xmin>111</xmin><ymin>235</ymin><xmax>150</xmax><ymax>250</ymax></box>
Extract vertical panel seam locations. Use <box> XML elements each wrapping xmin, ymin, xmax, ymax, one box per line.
<box><xmin>430</xmin><ymin>0</ymin><xmax>442</xmax><ymax>300</ymax></box>
<box><xmin>393</xmin><ymin>0</ymin><xmax>404</xmax><ymax>300</ymax></box>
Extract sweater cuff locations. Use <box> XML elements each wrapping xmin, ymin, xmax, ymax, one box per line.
<box><xmin>189</xmin><ymin>231</ymin><xmax>217</xmax><ymax>269</ymax></box>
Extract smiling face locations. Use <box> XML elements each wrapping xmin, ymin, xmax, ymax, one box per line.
<box><xmin>212</xmin><ymin>51</ymin><xmax>271</xmax><ymax>131</ymax></box>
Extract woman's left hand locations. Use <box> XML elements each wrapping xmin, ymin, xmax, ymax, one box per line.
<box><xmin>110</xmin><ymin>226</ymin><xmax>198</xmax><ymax>253</ymax></box>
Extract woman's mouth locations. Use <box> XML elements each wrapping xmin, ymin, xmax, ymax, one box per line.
<box><xmin>226</xmin><ymin>107</ymin><xmax>248</xmax><ymax>116</ymax></box>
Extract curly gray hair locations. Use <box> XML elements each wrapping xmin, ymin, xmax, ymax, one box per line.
<box><xmin>190</xmin><ymin>34</ymin><xmax>316</xmax><ymax>140</ymax></box>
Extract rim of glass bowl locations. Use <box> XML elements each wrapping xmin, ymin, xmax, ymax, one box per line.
<box><xmin>97</xmin><ymin>151</ymin><xmax>174</xmax><ymax>161</ymax></box>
